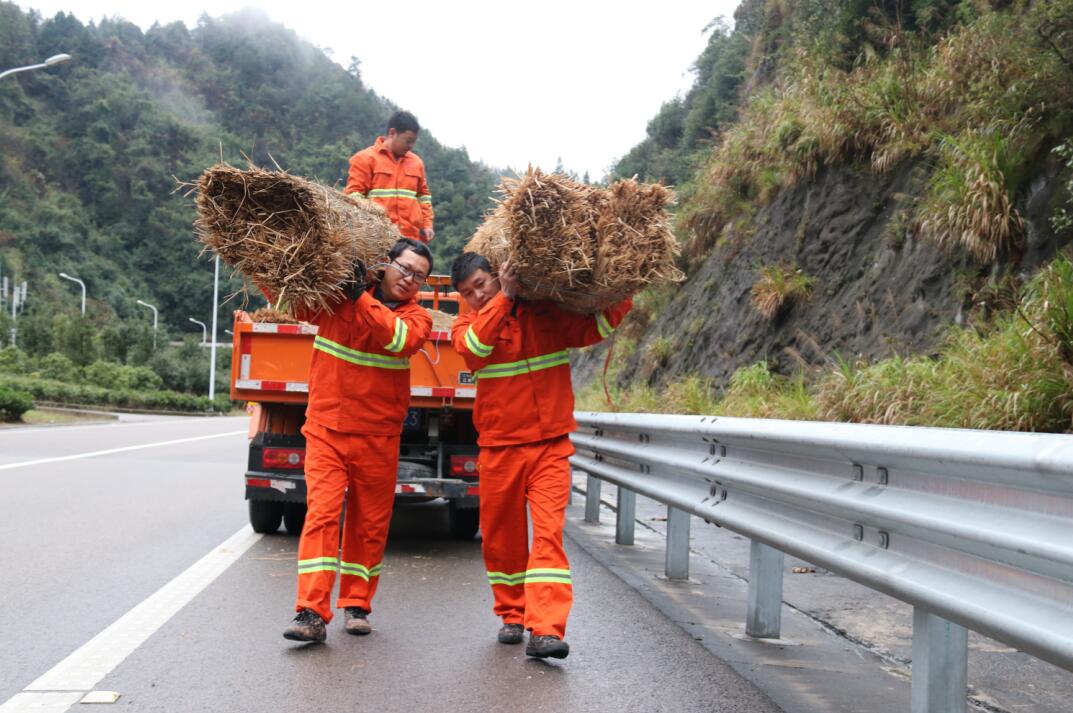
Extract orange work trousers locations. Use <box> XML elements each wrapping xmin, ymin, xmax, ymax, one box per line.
<box><xmin>295</xmin><ymin>421</ymin><xmax>399</xmax><ymax>622</ymax></box>
<box><xmin>478</xmin><ymin>435</ymin><xmax>574</xmax><ymax>638</ymax></box>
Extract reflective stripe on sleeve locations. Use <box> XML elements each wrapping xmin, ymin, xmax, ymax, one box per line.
<box><xmin>475</xmin><ymin>350</ymin><xmax>569</xmax><ymax>380</ymax></box>
<box><xmin>464</xmin><ymin>326</ymin><xmax>494</xmax><ymax>357</ymax></box>
<box><xmin>384</xmin><ymin>317</ymin><xmax>409</xmax><ymax>353</ymax></box>
<box><xmin>418</xmin><ymin>195</ymin><xmax>432</xmax><ymax>204</ymax></box>
<box><xmin>596</xmin><ymin>312</ymin><xmax>615</xmax><ymax>339</ymax></box>
<box><xmin>298</xmin><ymin>557</ymin><xmax>339</xmax><ymax>574</ymax></box>
<box><xmin>314</xmin><ymin>335</ymin><xmax>409</xmax><ymax>370</ymax></box>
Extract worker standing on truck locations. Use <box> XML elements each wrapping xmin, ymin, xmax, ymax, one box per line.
<box><xmin>282</xmin><ymin>238</ymin><xmax>434</xmax><ymax>643</ymax></box>
<box><xmin>449</xmin><ymin>252</ymin><xmax>632</xmax><ymax>659</ymax></box>
<box><xmin>345</xmin><ymin>110</ymin><xmax>435</xmax><ymax>243</ymax></box>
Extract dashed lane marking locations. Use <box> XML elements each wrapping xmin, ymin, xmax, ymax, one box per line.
<box><xmin>0</xmin><ymin>525</ymin><xmax>262</xmax><ymax>712</ymax></box>
<box><xmin>0</xmin><ymin>430</ymin><xmax>247</xmax><ymax>472</ymax></box>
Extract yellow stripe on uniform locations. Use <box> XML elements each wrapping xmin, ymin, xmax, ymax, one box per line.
<box><xmin>384</xmin><ymin>317</ymin><xmax>409</xmax><ymax>353</ymax></box>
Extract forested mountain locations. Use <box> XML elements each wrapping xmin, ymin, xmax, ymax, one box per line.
<box><xmin>0</xmin><ymin>4</ymin><xmax>497</xmax><ymax>335</ymax></box>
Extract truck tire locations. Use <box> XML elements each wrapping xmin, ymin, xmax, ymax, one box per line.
<box><xmin>249</xmin><ymin>499</ymin><xmax>283</xmax><ymax>534</ymax></box>
<box><xmin>284</xmin><ymin>503</ymin><xmax>307</xmax><ymax>536</ymax></box>
<box><xmin>448</xmin><ymin>502</ymin><xmax>480</xmax><ymax>540</ymax></box>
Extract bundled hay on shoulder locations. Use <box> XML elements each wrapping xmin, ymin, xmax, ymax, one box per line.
<box><xmin>465</xmin><ymin>169</ymin><xmax>682</xmax><ymax>313</ymax></box>
<box><xmin>428</xmin><ymin>309</ymin><xmax>457</xmax><ymax>331</ymax></box>
<box><xmin>194</xmin><ymin>164</ymin><xmax>400</xmax><ymax>313</ymax></box>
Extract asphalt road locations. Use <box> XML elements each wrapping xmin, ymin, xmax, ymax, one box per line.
<box><xmin>0</xmin><ymin>417</ymin><xmax>781</xmax><ymax>713</ymax></box>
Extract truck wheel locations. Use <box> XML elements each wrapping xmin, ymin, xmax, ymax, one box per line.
<box><xmin>448</xmin><ymin>502</ymin><xmax>480</xmax><ymax>540</ymax></box>
<box><xmin>249</xmin><ymin>499</ymin><xmax>283</xmax><ymax>534</ymax></box>
<box><xmin>283</xmin><ymin>503</ymin><xmax>307</xmax><ymax>536</ymax></box>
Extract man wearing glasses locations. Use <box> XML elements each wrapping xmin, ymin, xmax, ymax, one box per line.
<box><xmin>283</xmin><ymin>238</ymin><xmax>434</xmax><ymax>643</ymax></box>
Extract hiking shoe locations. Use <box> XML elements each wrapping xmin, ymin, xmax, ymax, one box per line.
<box><xmin>283</xmin><ymin>609</ymin><xmax>326</xmax><ymax>643</ymax></box>
<box><xmin>344</xmin><ymin>607</ymin><xmax>372</xmax><ymax>635</ymax></box>
<box><xmin>526</xmin><ymin>634</ymin><xmax>569</xmax><ymax>659</ymax></box>
<box><xmin>497</xmin><ymin>623</ymin><xmax>524</xmax><ymax>644</ymax></box>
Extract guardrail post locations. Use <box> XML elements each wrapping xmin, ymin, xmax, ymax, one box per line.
<box><xmin>745</xmin><ymin>541</ymin><xmax>784</xmax><ymax>638</ymax></box>
<box><xmin>665</xmin><ymin>507</ymin><xmax>690</xmax><ymax>580</ymax></box>
<box><xmin>911</xmin><ymin>608</ymin><xmax>968</xmax><ymax>713</ymax></box>
<box><xmin>584</xmin><ymin>475</ymin><xmax>601</xmax><ymax>524</ymax></box>
<box><xmin>615</xmin><ymin>487</ymin><xmax>636</xmax><ymax>545</ymax></box>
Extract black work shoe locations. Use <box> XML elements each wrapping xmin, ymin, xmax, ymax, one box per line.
<box><xmin>497</xmin><ymin>623</ymin><xmax>524</xmax><ymax>644</ymax></box>
<box><xmin>283</xmin><ymin>608</ymin><xmax>326</xmax><ymax>643</ymax></box>
<box><xmin>344</xmin><ymin>607</ymin><xmax>372</xmax><ymax>635</ymax></box>
<box><xmin>526</xmin><ymin>634</ymin><xmax>570</xmax><ymax>659</ymax></box>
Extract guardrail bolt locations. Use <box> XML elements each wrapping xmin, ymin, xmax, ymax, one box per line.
<box><xmin>878</xmin><ymin>467</ymin><xmax>889</xmax><ymax>485</ymax></box>
<box><xmin>720</xmin><ymin>488</ymin><xmax>729</xmax><ymax>501</ymax></box>
<box><xmin>710</xmin><ymin>484</ymin><xmax>719</xmax><ymax>497</ymax></box>
<box><xmin>853</xmin><ymin>524</ymin><xmax>864</xmax><ymax>541</ymax></box>
<box><xmin>878</xmin><ymin>531</ymin><xmax>890</xmax><ymax>549</ymax></box>
<box><xmin>720</xmin><ymin>446</ymin><xmax>727</xmax><ymax>457</ymax></box>
<box><xmin>853</xmin><ymin>464</ymin><xmax>864</xmax><ymax>482</ymax></box>
<box><xmin>710</xmin><ymin>444</ymin><xmax>717</xmax><ymax>456</ymax></box>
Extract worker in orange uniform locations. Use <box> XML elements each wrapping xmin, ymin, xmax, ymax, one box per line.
<box><xmin>449</xmin><ymin>252</ymin><xmax>632</xmax><ymax>659</ymax></box>
<box><xmin>345</xmin><ymin>110</ymin><xmax>435</xmax><ymax>243</ymax></box>
<box><xmin>281</xmin><ymin>238</ymin><xmax>434</xmax><ymax>643</ymax></box>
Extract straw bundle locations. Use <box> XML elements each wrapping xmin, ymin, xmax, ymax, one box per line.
<box><xmin>465</xmin><ymin>169</ymin><xmax>681</xmax><ymax>313</ymax></box>
<box><xmin>592</xmin><ymin>179</ymin><xmax>683</xmax><ymax>301</ymax></box>
<box><xmin>428</xmin><ymin>309</ymin><xmax>456</xmax><ymax>331</ymax></box>
<box><xmin>194</xmin><ymin>164</ymin><xmax>400</xmax><ymax>313</ymax></box>
<box><xmin>249</xmin><ymin>307</ymin><xmax>299</xmax><ymax>324</ymax></box>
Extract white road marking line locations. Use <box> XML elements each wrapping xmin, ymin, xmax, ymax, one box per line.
<box><xmin>0</xmin><ymin>431</ymin><xmax>247</xmax><ymax>472</ymax></box>
<box><xmin>0</xmin><ymin>419</ymin><xmax>243</xmax><ymax>437</ymax></box>
<box><xmin>0</xmin><ymin>526</ymin><xmax>262</xmax><ymax>713</ymax></box>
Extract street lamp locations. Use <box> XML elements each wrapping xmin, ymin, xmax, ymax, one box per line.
<box><xmin>58</xmin><ymin>272</ymin><xmax>86</xmax><ymax>316</ymax></box>
<box><xmin>188</xmin><ymin>317</ymin><xmax>207</xmax><ymax>346</ymax></box>
<box><xmin>0</xmin><ymin>53</ymin><xmax>72</xmax><ymax>80</ymax></box>
<box><xmin>208</xmin><ymin>256</ymin><xmax>220</xmax><ymax>403</ymax></box>
<box><xmin>136</xmin><ymin>299</ymin><xmax>158</xmax><ymax>349</ymax></box>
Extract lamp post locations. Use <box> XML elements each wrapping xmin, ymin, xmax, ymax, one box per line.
<box><xmin>136</xmin><ymin>299</ymin><xmax>158</xmax><ymax>349</ymax></box>
<box><xmin>0</xmin><ymin>54</ymin><xmax>72</xmax><ymax>80</ymax></box>
<box><xmin>58</xmin><ymin>272</ymin><xmax>85</xmax><ymax>316</ymax></box>
<box><xmin>188</xmin><ymin>317</ymin><xmax>207</xmax><ymax>346</ymax></box>
<box><xmin>208</xmin><ymin>256</ymin><xmax>220</xmax><ymax>403</ymax></box>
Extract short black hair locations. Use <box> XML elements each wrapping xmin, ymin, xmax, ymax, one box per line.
<box><xmin>387</xmin><ymin>110</ymin><xmax>420</xmax><ymax>135</ymax></box>
<box><xmin>451</xmin><ymin>252</ymin><xmax>492</xmax><ymax>289</ymax></box>
<box><xmin>389</xmin><ymin>237</ymin><xmax>433</xmax><ymax>274</ymax></box>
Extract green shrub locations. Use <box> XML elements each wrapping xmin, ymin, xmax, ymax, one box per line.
<box><xmin>37</xmin><ymin>352</ymin><xmax>81</xmax><ymax>382</ymax></box>
<box><xmin>0</xmin><ymin>385</ymin><xmax>33</xmax><ymax>422</ymax></box>
<box><xmin>0</xmin><ymin>346</ymin><xmax>30</xmax><ymax>375</ymax></box>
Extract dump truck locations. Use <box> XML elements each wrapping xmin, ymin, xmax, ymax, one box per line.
<box><xmin>230</xmin><ymin>276</ymin><xmax>481</xmax><ymax>539</ymax></box>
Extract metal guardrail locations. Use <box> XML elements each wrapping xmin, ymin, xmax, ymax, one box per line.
<box><xmin>569</xmin><ymin>412</ymin><xmax>1073</xmax><ymax>713</ymax></box>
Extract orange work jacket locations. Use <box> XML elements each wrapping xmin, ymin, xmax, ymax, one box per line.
<box><xmin>451</xmin><ymin>294</ymin><xmax>632</xmax><ymax>447</ymax></box>
<box><xmin>294</xmin><ymin>289</ymin><xmax>432</xmax><ymax>435</ymax></box>
<box><xmin>345</xmin><ymin>137</ymin><xmax>433</xmax><ymax>241</ymax></box>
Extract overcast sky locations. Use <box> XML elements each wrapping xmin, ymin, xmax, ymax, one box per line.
<box><xmin>18</xmin><ymin>1</ymin><xmax>741</xmax><ymax>179</ymax></box>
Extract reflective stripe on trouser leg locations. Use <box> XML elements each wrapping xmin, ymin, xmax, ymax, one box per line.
<box><xmin>336</xmin><ymin>433</ymin><xmax>400</xmax><ymax>613</ymax></box>
<box><xmin>295</xmin><ymin>422</ymin><xmax>350</xmax><ymax>623</ymax></box>
<box><xmin>478</xmin><ymin>445</ymin><xmax>530</xmax><ymax>625</ymax></box>
<box><xmin>522</xmin><ymin>436</ymin><xmax>574</xmax><ymax>638</ymax></box>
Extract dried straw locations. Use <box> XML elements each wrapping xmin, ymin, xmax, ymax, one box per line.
<box><xmin>249</xmin><ymin>307</ymin><xmax>299</xmax><ymax>324</ymax></box>
<box><xmin>465</xmin><ymin>170</ymin><xmax>682</xmax><ymax>313</ymax></box>
<box><xmin>193</xmin><ymin>164</ymin><xmax>400</xmax><ymax>313</ymax></box>
<box><xmin>428</xmin><ymin>309</ymin><xmax>456</xmax><ymax>331</ymax></box>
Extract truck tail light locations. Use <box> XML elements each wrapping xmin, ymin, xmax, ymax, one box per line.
<box><xmin>262</xmin><ymin>447</ymin><xmax>305</xmax><ymax>470</ymax></box>
<box><xmin>449</xmin><ymin>454</ymin><xmax>478</xmax><ymax>479</ymax></box>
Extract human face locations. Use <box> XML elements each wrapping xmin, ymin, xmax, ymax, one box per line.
<box><xmin>456</xmin><ymin>268</ymin><xmax>500</xmax><ymax>311</ymax></box>
<box><xmin>380</xmin><ymin>249</ymin><xmax>430</xmax><ymax>302</ymax></box>
<box><xmin>385</xmin><ymin>128</ymin><xmax>418</xmax><ymax>158</ymax></box>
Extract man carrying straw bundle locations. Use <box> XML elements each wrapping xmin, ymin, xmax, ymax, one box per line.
<box><xmin>346</xmin><ymin>111</ymin><xmax>435</xmax><ymax>243</ymax></box>
<box><xmin>281</xmin><ymin>238</ymin><xmax>434</xmax><ymax>643</ymax></box>
<box><xmin>449</xmin><ymin>252</ymin><xmax>633</xmax><ymax>659</ymax></box>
